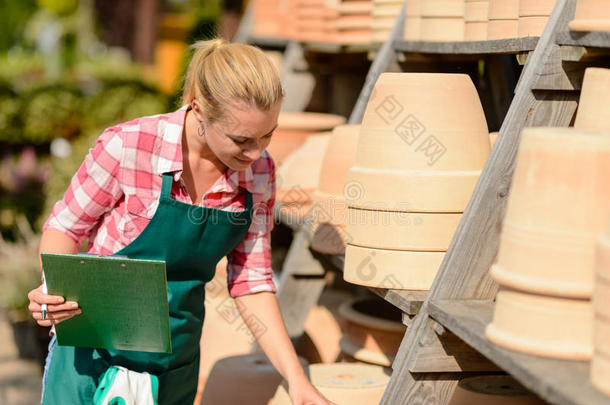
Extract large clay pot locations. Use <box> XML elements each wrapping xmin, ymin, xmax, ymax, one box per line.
<box><xmin>487</xmin><ymin>19</ymin><xmax>519</xmax><ymax>39</ymax></box>
<box><xmin>344</xmin><ymin>244</ymin><xmax>445</xmax><ymax>290</ymax></box>
<box><xmin>276</xmin><ymin>133</ymin><xmax>331</xmax><ymax>204</ymax></box>
<box><xmin>337</xmin><ymin>0</ymin><xmax>373</xmax><ymax>15</ymax></box>
<box><xmin>449</xmin><ymin>375</ymin><xmax>546</xmax><ymax>405</ymax></box>
<box><xmin>421</xmin><ymin>0</ymin><xmax>465</xmax><ymax>17</ymax></box>
<box><xmin>346</xmin><ymin>73</ymin><xmax>490</xmax><ymax>213</ymax></box>
<box><xmin>347</xmin><ymin>208</ymin><xmax>461</xmax><ymax>251</ymax></box>
<box><xmin>486</xmin><ymin>288</ymin><xmax>593</xmax><ymax>360</ymax></box>
<box><xmin>518</xmin><ymin>0</ymin><xmax>556</xmax><ymax>17</ymax></box>
<box><xmin>200</xmin><ymin>354</ymin><xmax>308</xmax><ymax>405</ymax></box>
<box><xmin>569</xmin><ymin>0</ymin><xmax>610</xmax><ymax>31</ymax></box>
<box><xmin>464</xmin><ymin>0</ymin><xmax>488</xmax><ymax>41</ymax></box>
<box><xmin>267</xmin><ymin>112</ymin><xmax>345</xmax><ymax>165</ymax></box>
<box><xmin>404</xmin><ymin>0</ymin><xmax>422</xmax><ymax>40</ymax></box>
<box><xmin>420</xmin><ymin>17</ymin><xmax>466</xmax><ymax>41</ymax></box>
<box><xmin>574</xmin><ymin>68</ymin><xmax>610</xmax><ymax>130</ymax></box>
<box><xmin>518</xmin><ymin>16</ymin><xmax>549</xmax><ymax>37</ymax></box>
<box><xmin>490</xmin><ymin>127</ymin><xmax>610</xmax><ymax>298</ymax></box>
<box><xmin>338</xmin><ymin>297</ymin><xmax>406</xmax><ymax>366</ymax></box>
<box><xmin>272</xmin><ymin>363</ymin><xmax>391</xmax><ymax>404</ymax></box>
<box><xmin>593</xmin><ymin>231</ymin><xmax>610</xmax><ymax>396</ymax></box>
<box><xmin>311</xmin><ymin>125</ymin><xmax>360</xmax><ymax>255</ymax></box>
<box><xmin>488</xmin><ymin>0</ymin><xmax>519</xmax><ymax>19</ymax></box>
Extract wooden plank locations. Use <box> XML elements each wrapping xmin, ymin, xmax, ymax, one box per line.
<box><xmin>303</xmin><ymin>42</ymin><xmax>369</xmax><ymax>54</ymax></box>
<box><xmin>382</xmin><ymin>0</ymin><xmax>580</xmax><ymax>402</ymax></box>
<box><xmin>428</xmin><ymin>300</ymin><xmax>610</xmax><ymax>405</ymax></box>
<box><xmin>369</xmin><ymin>288</ymin><xmax>426</xmax><ymax>315</ymax></box>
<box><xmin>394</xmin><ymin>37</ymin><xmax>539</xmax><ymax>55</ymax></box>
<box><xmin>247</xmin><ymin>35</ymin><xmax>290</xmax><ymax>49</ymax></box>
<box><xmin>556</xmin><ymin>30</ymin><xmax>610</xmax><ymax>48</ymax></box>
<box><xmin>276</xmin><ymin>276</ymin><xmax>327</xmax><ymax>338</ymax></box>
<box><xmin>279</xmin><ymin>228</ymin><xmax>326</xmax><ymax>277</ymax></box>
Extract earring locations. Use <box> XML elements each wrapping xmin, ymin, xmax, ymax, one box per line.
<box><xmin>197</xmin><ymin>121</ymin><xmax>206</xmax><ymax>137</ymax></box>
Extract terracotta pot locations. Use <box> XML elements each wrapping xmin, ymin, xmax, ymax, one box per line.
<box><xmin>518</xmin><ymin>0</ymin><xmax>556</xmax><ymax>17</ymax></box>
<box><xmin>372</xmin><ymin>17</ymin><xmax>398</xmax><ymax>30</ymax></box>
<box><xmin>404</xmin><ymin>16</ymin><xmax>422</xmax><ymax>40</ymax></box>
<box><xmin>487</xmin><ymin>19</ymin><xmax>519</xmax><ymax>39</ymax></box>
<box><xmin>449</xmin><ymin>376</ymin><xmax>546</xmax><ymax>405</ymax></box>
<box><xmin>338</xmin><ymin>1</ymin><xmax>373</xmax><ymax>15</ymax></box>
<box><xmin>517</xmin><ymin>16</ymin><xmax>549</xmax><ymax>37</ymax></box>
<box><xmin>421</xmin><ymin>0</ymin><xmax>465</xmax><ymax>17</ymax></box>
<box><xmin>272</xmin><ymin>363</ymin><xmax>391</xmax><ymax>405</ymax></box>
<box><xmin>337</xmin><ymin>15</ymin><xmax>374</xmax><ymax>30</ymax></box>
<box><xmin>488</xmin><ymin>0</ymin><xmax>519</xmax><ymax>19</ymax></box>
<box><xmin>420</xmin><ymin>17</ymin><xmax>466</xmax><ymax>41</ymax></box>
<box><xmin>276</xmin><ymin>133</ymin><xmax>331</xmax><ymax>205</ymax></box>
<box><xmin>569</xmin><ymin>0</ymin><xmax>610</xmax><ymax>31</ymax></box>
<box><xmin>311</xmin><ymin>125</ymin><xmax>360</xmax><ymax>255</ymax></box>
<box><xmin>574</xmin><ymin>68</ymin><xmax>610</xmax><ymax>130</ymax></box>
<box><xmin>336</xmin><ymin>30</ymin><xmax>374</xmax><ymax>44</ymax></box>
<box><xmin>489</xmin><ymin>131</ymin><xmax>498</xmax><ymax>147</ymax></box>
<box><xmin>338</xmin><ymin>297</ymin><xmax>405</xmax><ymax>366</ymax></box>
<box><xmin>593</xmin><ymin>231</ymin><xmax>610</xmax><ymax>396</ymax></box>
<box><xmin>200</xmin><ymin>354</ymin><xmax>308</xmax><ymax>405</ymax></box>
<box><xmin>267</xmin><ymin>112</ymin><xmax>345</xmax><ymax>165</ymax></box>
<box><xmin>347</xmin><ymin>208</ymin><xmax>461</xmax><ymax>251</ymax></box>
<box><xmin>372</xmin><ymin>6</ymin><xmax>401</xmax><ymax>18</ymax></box>
<box><xmin>406</xmin><ymin>0</ymin><xmax>422</xmax><ymax>16</ymax></box>
<box><xmin>344</xmin><ymin>244</ymin><xmax>445</xmax><ymax>290</ymax></box>
<box><xmin>491</xmin><ymin>127</ymin><xmax>610</xmax><ymax>298</ymax></box>
<box><xmin>486</xmin><ymin>288</ymin><xmax>593</xmax><ymax>360</ymax></box>
<box><xmin>372</xmin><ymin>30</ymin><xmax>392</xmax><ymax>42</ymax></box>
<box><xmin>347</xmin><ymin>73</ymin><xmax>489</xmax><ymax>212</ymax></box>
<box><xmin>465</xmin><ymin>1</ymin><xmax>489</xmax><ymax>22</ymax></box>
<box><xmin>465</xmin><ymin>21</ymin><xmax>488</xmax><ymax>40</ymax></box>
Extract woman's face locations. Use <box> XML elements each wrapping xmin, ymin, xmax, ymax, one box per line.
<box><xmin>203</xmin><ymin>100</ymin><xmax>282</xmax><ymax>171</ymax></box>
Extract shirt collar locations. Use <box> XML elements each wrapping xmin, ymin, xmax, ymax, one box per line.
<box><xmin>153</xmin><ymin>105</ymin><xmax>255</xmax><ymax>193</ymax></box>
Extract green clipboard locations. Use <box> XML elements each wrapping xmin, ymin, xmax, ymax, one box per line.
<box><xmin>40</xmin><ymin>253</ymin><xmax>171</xmax><ymax>353</ymax></box>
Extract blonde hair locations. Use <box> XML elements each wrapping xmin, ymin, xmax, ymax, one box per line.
<box><xmin>182</xmin><ymin>39</ymin><xmax>284</xmax><ymax>122</ymax></box>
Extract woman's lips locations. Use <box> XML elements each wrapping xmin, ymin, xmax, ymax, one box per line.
<box><xmin>235</xmin><ymin>156</ymin><xmax>253</xmax><ymax>164</ymax></box>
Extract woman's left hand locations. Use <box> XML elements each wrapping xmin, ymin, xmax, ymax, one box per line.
<box><xmin>288</xmin><ymin>376</ymin><xmax>337</xmax><ymax>405</ymax></box>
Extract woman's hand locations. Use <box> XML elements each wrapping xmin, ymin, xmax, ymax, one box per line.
<box><xmin>28</xmin><ymin>285</ymin><xmax>81</xmax><ymax>327</ymax></box>
<box><xmin>288</xmin><ymin>376</ymin><xmax>337</xmax><ymax>405</ymax></box>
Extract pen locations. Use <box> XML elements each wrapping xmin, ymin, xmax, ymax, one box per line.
<box><xmin>41</xmin><ymin>269</ymin><xmax>48</xmax><ymax>320</ymax></box>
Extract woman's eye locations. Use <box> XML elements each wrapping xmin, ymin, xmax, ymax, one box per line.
<box><xmin>233</xmin><ymin>139</ymin><xmax>248</xmax><ymax>145</ymax></box>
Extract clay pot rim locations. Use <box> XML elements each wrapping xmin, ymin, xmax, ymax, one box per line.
<box><xmin>278</xmin><ymin>112</ymin><xmax>346</xmax><ymax>130</ymax></box>
<box><xmin>522</xmin><ymin>126</ymin><xmax>610</xmax><ymax>143</ymax></box>
<box><xmin>339</xmin><ymin>336</ymin><xmax>393</xmax><ymax>367</ymax></box>
<box><xmin>338</xmin><ymin>299</ymin><xmax>406</xmax><ymax>332</ymax></box>
<box><xmin>569</xmin><ymin>20</ymin><xmax>610</xmax><ymax>32</ymax></box>
<box><xmin>306</xmin><ymin>362</ymin><xmax>392</xmax><ymax>387</ymax></box>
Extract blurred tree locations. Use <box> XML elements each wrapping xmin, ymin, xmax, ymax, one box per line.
<box><xmin>0</xmin><ymin>0</ymin><xmax>39</xmax><ymax>52</ymax></box>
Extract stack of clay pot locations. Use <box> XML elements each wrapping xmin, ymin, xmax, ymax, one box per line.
<box><xmin>338</xmin><ymin>297</ymin><xmax>406</xmax><ymax>366</ymax></box>
<box><xmin>310</xmin><ymin>124</ymin><xmax>360</xmax><ymax>255</ymax></box>
<box><xmin>569</xmin><ymin>0</ymin><xmax>610</xmax><ymax>32</ymax></box>
<box><xmin>449</xmin><ymin>376</ymin><xmax>546</xmax><ymax>405</ymax></box>
<box><xmin>465</xmin><ymin>0</ymin><xmax>489</xmax><ymax>41</ymax></box>
<box><xmin>518</xmin><ymin>0</ymin><xmax>556</xmax><ymax>37</ymax></box>
<box><xmin>594</xmin><ymin>230</ymin><xmax>610</xmax><ymax>397</ymax></box>
<box><xmin>276</xmin><ymin>132</ymin><xmax>331</xmax><ymax>211</ymax></box>
<box><xmin>574</xmin><ymin>68</ymin><xmax>610</xmax><ymax>130</ymax></box>
<box><xmin>266</xmin><ymin>112</ymin><xmax>345</xmax><ymax>166</ymax></box>
<box><xmin>293</xmin><ymin>0</ymin><xmax>339</xmax><ymax>42</ymax></box>
<box><xmin>272</xmin><ymin>363</ymin><xmax>391</xmax><ymax>404</ymax></box>
<box><xmin>486</xmin><ymin>126</ymin><xmax>610</xmax><ymax>360</ymax></box>
<box><xmin>403</xmin><ymin>0</ymin><xmax>421</xmax><ymax>40</ymax></box>
<box><xmin>487</xmin><ymin>0</ymin><xmax>519</xmax><ymax>39</ymax></box>
<box><xmin>343</xmin><ymin>73</ymin><xmax>490</xmax><ymax>290</ymax></box>
<box><xmin>371</xmin><ymin>0</ymin><xmax>402</xmax><ymax>42</ymax></box>
<box><xmin>336</xmin><ymin>0</ymin><xmax>374</xmax><ymax>44</ymax></box>
<box><xmin>420</xmin><ymin>0</ymin><xmax>466</xmax><ymax>41</ymax></box>
<box><xmin>252</xmin><ymin>0</ymin><xmax>284</xmax><ymax>38</ymax></box>
<box><xmin>200</xmin><ymin>354</ymin><xmax>308</xmax><ymax>404</ymax></box>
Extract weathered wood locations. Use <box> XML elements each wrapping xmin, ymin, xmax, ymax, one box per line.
<box><xmin>279</xmin><ymin>228</ymin><xmax>325</xmax><ymax>277</ymax></box>
<box><xmin>382</xmin><ymin>0</ymin><xmax>580</xmax><ymax>403</ymax></box>
<box><xmin>368</xmin><ymin>288</ymin><xmax>426</xmax><ymax>315</ymax></box>
<box><xmin>428</xmin><ymin>300</ymin><xmax>610</xmax><ymax>405</ymax></box>
<box><xmin>394</xmin><ymin>37</ymin><xmax>539</xmax><ymax>55</ymax></box>
<box><xmin>303</xmin><ymin>42</ymin><xmax>369</xmax><ymax>54</ymax></box>
<box><xmin>556</xmin><ymin>30</ymin><xmax>610</xmax><ymax>48</ymax></box>
<box><xmin>275</xmin><ymin>276</ymin><xmax>327</xmax><ymax>339</ymax></box>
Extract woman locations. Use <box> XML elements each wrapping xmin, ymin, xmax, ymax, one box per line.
<box><xmin>27</xmin><ymin>39</ymin><xmax>334</xmax><ymax>405</ymax></box>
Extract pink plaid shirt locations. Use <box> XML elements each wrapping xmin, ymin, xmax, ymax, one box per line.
<box><xmin>43</xmin><ymin>106</ymin><xmax>276</xmax><ymax>298</ymax></box>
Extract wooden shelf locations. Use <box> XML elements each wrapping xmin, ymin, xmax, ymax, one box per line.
<box><xmin>303</xmin><ymin>41</ymin><xmax>370</xmax><ymax>54</ymax></box>
<box><xmin>248</xmin><ymin>35</ymin><xmax>290</xmax><ymax>49</ymax></box>
<box><xmin>394</xmin><ymin>37</ymin><xmax>539</xmax><ymax>55</ymax></box>
<box><xmin>556</xmin><ymin>30</ymin><xmax>610</xmax><ymax>48</ymax></box>
<box><xmin>428</xmin><ymin>299</ymin><xmax>609</xmax><ymax>405</ymax></box>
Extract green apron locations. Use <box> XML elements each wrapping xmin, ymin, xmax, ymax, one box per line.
<box><xmin>42</xmin><ymin>172</ymin><xmax>253</xmax><ymax>404</ymax></box>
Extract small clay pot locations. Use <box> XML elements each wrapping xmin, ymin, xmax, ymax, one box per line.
<box><xmin>406</xmin><ymin>0</ymin><xmax>422</xmax><ymax>16</ymax></box>
<box><xmin>574</xmin><ymin>68</ymin><xmax>610</xmax><ymax>130</ymax></box>
<box><xmin>421</xmin><ymin>0</ymin><xmax>466</xmax><ymax>17</ymax></box>
<box><xmin>569</xmin><ymin>0</ymin><xmax>610</xmax><ymax>31</ymax></box>
<box><xmin>337</xmin><ymin>15</ymin><xmax>373</xmax><ymax>30</ymax></box>
<box><xmin>344</xmin><ymin>244</ymin><xmax>445</xmax><ymax>290</ymax></box>
<box><xmin>267</xmin><ymin>112</ymin><xmax>345</xmax><ymax>165</ymax></box>
<box><xmin>487</xmin><ymin>19</ymin><xmax>519</xmax><ymax>39</ymax></box>
<box><xmin>338</xmin><ymin>297</ymin><xmax>406</xmax><ymax>366</ymax></box>
<box><xmin>491</xmin><ymin>127</ymin><xmax>610</xmax><ymax>298</ymax></box>
<box><xmin>338</xmin><ymin>1</ymin><xmax>373</xmax><ymax>15</ymax></box>
<box><xmin>488</xmin><ymin>0</ymin><xmax>519</xmax><ymax>19</ymax></box>
<box><xmin>420</xmin><ymin>17</ymin><xmax>466</xmax><ymax>41</ymax></box>
<box><xmin>449</xmin><ymin>375</ymin><xmax>546</xmax><ymax>405</ymax></box>
<box><xmin>465</xmin><ymin>1</ymin><xmax>489</xmax><ymax>22</ymax></box>
<box><xmin>593</xmin><ymin>231</ymin><xmax>610</xmax><ymax>396</ymax></box>
<box><xmin>486</xmin><ymin>288</ymin><xmax>593</xmax><ymax>360</ymax></box>
<box><xmin>518</xmin><ymin>0</ymin><xmax>556</xmax><ymax>17</ymax></box>
<box><xmin>517</xmin><ymin>16</ymin><xmax>549</xmax><ymax>37</ymax></box>
<box><xmin>200</xmin><ymin>354</ymin><xmax>308</xmax><ymax>404</ymax></box>
<box><xmin>272</xmin><ymin>363</ymin><xmax>391</xmax><ymax>405</ymax></box>
<box><xmin>465</xmin><ymin>21</ymin><xmax>489</xmax><ymax>40</ymax></box>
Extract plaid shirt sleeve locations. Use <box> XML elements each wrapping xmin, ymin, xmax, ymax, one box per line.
<box><xmin>42</xmin><ymin>128</ymin><xmax>124</xmax><ymax>246</ymax></box>
<box><xmin>226</xmin><ymin>156</ymin><xmax>277</xmax><ymax>298</ymax></box>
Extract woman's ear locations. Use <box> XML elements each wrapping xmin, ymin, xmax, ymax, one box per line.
<box><xmin>190</xmin><ymin>99</ymin><xmax>206</xmax><ymax>123</ymax></box>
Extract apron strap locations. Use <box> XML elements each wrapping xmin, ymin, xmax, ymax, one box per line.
<box><xmin>243</xmin><ymin>188</ymin><xmax>253</xmax><ymax>212</ymax></box>
<box><xmin>160</xmin><ymin>172</ymin><xmax>174</xmax><ymax>201</ymax></box>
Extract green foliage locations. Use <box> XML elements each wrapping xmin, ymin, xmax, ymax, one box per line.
<box><xmin>0</xmin><ymin>0</ymin><xmax>38</xmax><ymax>53</ymax></box>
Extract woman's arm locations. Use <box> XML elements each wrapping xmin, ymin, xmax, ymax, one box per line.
<box><xmin>28</xmin><ymin>229</ymin><xmax>82</xmax><ymax>327</ymax></box>
<box><xmin>235</xmin><ymin>292</ymin><xmax>335</xmax><ymax>405</ymax></box>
